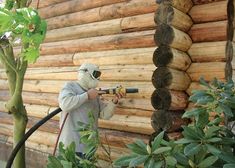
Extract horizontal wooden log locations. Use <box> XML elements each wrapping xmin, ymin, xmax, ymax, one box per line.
<box><xmin>19</xmin><ymin>65</ymin><xmax>155</xmax><ymax>81</ymax></box>
<box><xmin>0</xmin><ymin>100</ymin><xmax>52</xmax><ymax>119</ymax></box>
<box><xmin>0</xmin><ymin>112</ymin><xmax>59</xmax><ymax>134</ymax></box>
<box><xmin>40</xmin><ymin>30</ymin><xmax>155</xmax><ymax>55</ymax></box>
<box><xmin>99</xmin><ymin>115</ymin><xmax>153</xmax><ymax>135</ymax></box>
<box><xmin>38</xmin><ymin>0</ymin><xmax>126</xmax><ymax>19</ymax></box>
<box><xmin>151</xmin><ymin>89</ymin><xmax>188</xmax><ymax>110</ymax></box>
<box><xmin>0</xmin><ymin>79</ymin><xmax>155</xmax><ymax>99</ymax></box>
<box><xmin>45</xmin><ymin>12</ymin><xmax>157</xmax><ymax>42</ymax></box>
<box><xmin>153</xmin><ymin>46</ymin><xmax>191</xmax><ymax>71</ymax></box>
<box><xmin>189</xmin><ymin>20</ymin><xmax>227</xmax><ymax>42</ymax></box>
<box><xmin>73</xmin><ymin>47</ymin><xmax>154</xmax><ymax>66</ymax></box>
<box><xmin>0</xmin><ymin>90</ymin><xmax>154</xmax><ymax>111</ymax></box>
<box><xmin>188</xmin><ymin>41</ymin><xmax>227</xmax><ymax>62</ymax></box>
<box><xmin>186</xmin><ymin>82</ymin><xmax>207</xmax><ymax>95</ymax></box>
<box><xmin>45</xmin><ymin>18</ymin><xmax>122</xmax><ymax>43</ymax></box>
<box><xmin>30</xmin><ymin>0</ymin><xmax>68</xmax><ymax>8</ymax></box>
<box><xmin>0</xmin><ymin>123</ymin><xmax>57</xmax><ymax>146</ymax></box>
<box><xmin>187</xmin><ymin>62</ymin><xmax>226</xmax><ymax>81</ymax></box>
<box><xmin>192</xmin><ymin>0</ymin><xmax>225</xmax><ymax>5</ymax></box>
<box><xmin>152</xmin><ymin>67</ymin><xmax>191</xmax><ymax>91</ymax></box>
<box><xmin>189</xmin><ymin>1</ymin><xmax>227</xmax><ymax>23</ymax></box>
<box><xmin>46</xmin><ymin>0</ymin><xmax>157</xmax><ymax>30</ymax></box>
<box><xmin>155</xmin><ymin>4</ymin><xmax>193</xmax><ymax>32</ymax></box>
<box><xmin>154</xmin><ymin>25</ymin><xmax>192</xmax><ymax>51</ymax></box>
<box><xmin>28</xmin><ymin>54</ymin><xmax>74</xmax><ymax>68</ymax></box>
<box><xmin>151</xmin><ymin>110</ymin><xmax>188</xmax><ymax>132</ymax></box>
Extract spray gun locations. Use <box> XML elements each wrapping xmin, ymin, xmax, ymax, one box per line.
<box><xmin>98</xmin><ymin>85</ymin><xmax>138</xmax><ymax>95</ymax></box>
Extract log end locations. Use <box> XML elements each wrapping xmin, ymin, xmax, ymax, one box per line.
<box><xmin>151</xmin><ymin>88</ymin><xmax>171</xmax><ymax>110</ymax></box>
<box><xmin>153</xmin><ymin>45</ymin><xmax>173</xmax><ymax>67</ymax></box>
<box><xmin>152</xmin><ymin>67</ymin><xmax>172</xmax><ymax>88</ymax></box>
<box><xmin>151</xmin><ymin>109</ymin><xmax>188</xmax><ymax>133</ymax></box>
<box><xmin>154</xmin><ymin>24</ymin><xmax>174</xmax><ymax>45</ymax></box>
<box><xmin>154</xmin><ymin>4</ymin><xmax>174</xmax><ymax>25</ymax></box>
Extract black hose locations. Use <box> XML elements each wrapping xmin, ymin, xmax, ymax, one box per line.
<box><xmin>6</xmin><ymin>108</ymin><xmax>62</xmax><ymax>168</ymax></box>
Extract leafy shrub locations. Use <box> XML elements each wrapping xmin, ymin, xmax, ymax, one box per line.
<box><xmin>114</xmin><ymin>78</ymin><xmax>235</xmax><ymax>168</ymax></box>
<box><xmin>47</xmin><ymin>111</ymin><xmax>99</xmax><ymax>168</ymax></box>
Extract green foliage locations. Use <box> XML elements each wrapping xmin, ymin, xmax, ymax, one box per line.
<box><xmin>0</xmin><ymin>5</ymin><xmax>47</xmax><ymax>63</ymax></box>
<box><xmin>114</xmin><ymin>131</ymin><xmax>177</xmax><ymax>168</ymax></box>
<box><xmin>114</xmin><ymin>78</ymin><xmax>235</xmax><ymax>168</ymax></box>
<box><xmin>47</xmin><ymin>112</ymin><xmax>99</xmax><ymax>168</ymax></box>
<box><xmin>176</xmin><ymin>78</ymin><xmax>235</xmax><ymax>168</ymax></box>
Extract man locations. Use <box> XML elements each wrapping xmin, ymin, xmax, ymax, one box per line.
<box><xmin>58</xmin><ymin>63</ymin><xmax>124</xmax><ymax>156</ymax></box>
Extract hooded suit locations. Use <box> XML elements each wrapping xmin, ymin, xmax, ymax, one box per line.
<box><xmin>58</xmin><ymin>63</ymin><xmax>115</xmax><ymax>153</ymax></box>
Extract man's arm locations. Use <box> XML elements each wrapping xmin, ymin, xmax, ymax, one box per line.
<box><xmin>58</xmin><ymin>83</ymin><xmax>88</xmax><ymax>112</ymax></box>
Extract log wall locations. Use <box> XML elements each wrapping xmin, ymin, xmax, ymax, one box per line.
<box><xmin>0</xmin><ymin>0</ymin><xmax>234</xmax><ymax>167</ymax></box>
<box><xmin>187</xmin><ymin>0</ymin><xmax>234</xmax><ymax>94</ymax></box>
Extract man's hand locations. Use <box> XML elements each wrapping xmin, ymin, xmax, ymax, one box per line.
<box><xmin>87</xmin><ymin>89</ymin><xmax>99</xmax><ymax>100</ymax></box>
<box><xmin>112</xmin><ymin>91</ymin><xmax>126</xmax><ymax>104</ymax></box>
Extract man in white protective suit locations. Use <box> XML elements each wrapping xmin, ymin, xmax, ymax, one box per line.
<box><xmin>58</xmin><ymin>63</ymin><xmax>124</xmax><ymax>157</ymax></box>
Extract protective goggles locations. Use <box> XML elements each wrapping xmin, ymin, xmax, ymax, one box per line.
<box><xmin>80</xmin><ymin>69</ymin><xmax>101</xmax><ymax>80</ymax></box>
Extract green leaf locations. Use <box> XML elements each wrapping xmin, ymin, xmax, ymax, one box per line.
<box><xmin>144</xmin><ymin>158</ymin><xmax>162</xmax><ymax>168</ymax></box>
<box><xmin>197</xmin><ymin>156</ymin><xmax>218</xmax><ymax>168</ymax></box>
<box><xmin>184</xmin><ymin>143</ymin><xmax>201</xmax><ymax>156</ymax></box>
<box><xmin>129</xmin><ymin>155</ymin><xmax>149</xmax><ymax>167</ymax></box>
<box><xmin>199</xmin><ymin>77</ymin><xmax>211</xmax><ymax>88</ymax></box>
<box><xmin>208</xmin><ymin>117</ymin><xmax>222</xmax><ymax>126</ymax></box>
<box><xmin>127</xmin><ymin>141</ymin><xmax>148</xmax><ymax>155</ymax></box>
<box><xmin>196</xmin><ymin>111</ymin><xmax>209</xmax><ymax>128</ymax></box>
<box><xmin>135</xmin><ymin>139</ymin><xmax>148</xmax><ymax>154</ymax></box>
<box><xmin>23</xmin><ymin>47</ymin><xmax>39</xmax><ymax>63</ymax></box>
<box><xmin>60</xmin><ymin>160</ymin><xmax>72</xmax><ymax>168</ymax></box>
<box><xmin>205</xmin><ymin>144</ymin><xmax>221</xmax><ymax>155</ymax></box>
<box><xmin>175</xmin><ymin>138</ymin><xmax>196</xmax><ymax>144</ymax></box>
<box><xmin>47</xmin><ymin>156</ymin><xmax>63</xmax><ymax>168</ymax></box>
<box><xmin>165</xmin><ymin>156</ymin><xmax>177</xmax><ymax>166</ymax></box>
<box><xmin>153</xmin><ymin>161</ymin><xmax>163</xmax><ymax>168</ymax></box>
<box><xmin>219</xmin><ymin>103</ymin><xmax>233</xmax><ymax>117</ymax></box>
<box><xmin>206</xmin><ymin>137</ymin><xmax>222</xmax><ymax>143</ymax></box>
<box><xmin>189</xmin><ymin>90</ymin><xmax>207</xmax><ymax>103</ymax></box>
<box><xmin>218</xmin><ymin>152</ymin><xmax>235</xmax><ymax>163</ymax></box>
<box><xmin>174</xmin><ymin>152</ymin><xmax>189</xmax><ymax>166</ymax></box>
<box><xmin>224</xmin><ymin>164</ymin><xmax>235</xmax><ymax>168</ymax></box>
<box><xmin>183</xmin><ymin>108</ymin><xmax>206</xmax><ymax>118</ymax></box>
<box><xmin>205</xmin><ymin>126</ymin><xmax>220</xmax><ymax>138</ymax></box>
<box><xmin>151</xmin><ymin>131</ymin><xmax>164</xmax><ymax>151</ymax></box>
<box><xmin>152</xmin><ymin>146</ymin><xmax>171</xmax><ymax>155</ymax></box>
<box><xmin>182</xmin><ymin>126</ymin><xmax>201</xmax><ymax>140</ymax></box>
<box><xmin>114</xmin><ymin>154</ymin><xmax>138</xmax><ymax>167</ymax></box>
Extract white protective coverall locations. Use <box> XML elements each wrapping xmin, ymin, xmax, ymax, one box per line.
<box><xmin>58</xmin><ymin>63</ymin><xmax>116</xmax><ymax>153</ymax></box>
